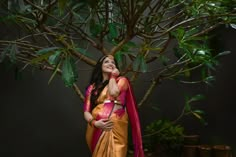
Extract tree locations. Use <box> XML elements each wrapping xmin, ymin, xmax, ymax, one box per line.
<box><xmin>0</xmin><ymin>0</ymin><xmax>235</xmax><ymax>124</ymax></box>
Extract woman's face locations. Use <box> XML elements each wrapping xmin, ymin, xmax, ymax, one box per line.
<box><xmin>102</xmin><ymin>56</ymin><xmax>116</xmax><ymax>74</ymax></box>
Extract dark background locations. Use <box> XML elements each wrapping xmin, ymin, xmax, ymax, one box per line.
<box><xmin>0</xmin><ymin>26</ymin><xmax>236</xmax><ymax>157</ymax></box>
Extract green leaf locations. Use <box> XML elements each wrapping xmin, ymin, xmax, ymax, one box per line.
<box><xmin>189</xmin><ymin>94</ymin><xmax>205</xmax><ymax>103</ymax></box>
<box><xmin>58</xmin><ymin>0</ymin><xmax>68</xmax><ymax>15</ymax></box>
<box><xmin>72</xmin><ymin>10</ymin><xmax>85</xmax><ymax>21</ymax></box>
<box><xmin>184</xmin><ymin>68</ymin><xmax>191</xmax><ymax>77</ymax></box>
<box><xmin>108</xmin><ymin>23</ymin><xmax>118</xmax><ymax>39</ymax></box>
<box><xmin>89</xmin><ymin>19</ymin><xmax>102</xmax><ymax>36</ymax></box>
<box><xmin>205</xmin><ymin>62</ymin><xmax>216</xmax><ymax>71</ymax></box>
<box><xmin>36</xmin><ymin>47</ymin><xmax>59</xmax><ymax>55</ymax></box>
<box><xmin>184</xmin><ymin>27</ymin><xmax>199</xmax><ymax>39</ymax></box>
<box><xmin>48</xmin><ymin>50</ymin><xmax>62</xmax><ymax>65</ymax></box>
<box><xmin>176</xmin><ymin>27</ymin><xmax>185</xmax><ymax>41</ymax></box>
<box><xmin>215</xmin><ymin>51</ymin><xmax>231</xmax><ymax>58</ymax></box>
<box><xmin>72</xmin><ymin>2</ymin><xmax>87</xmax><ymax>11</ymax></box>
<box><xmin>159</xmin><ymin>55</ymin><xmax>169</xmax><ymax>66</ymax></box>
<box><xmin>204</xmin><ymin>76</ymin><xmax>215</xmax><ymax>86</ymax></box>
<box><xmin>114</xmin><ymin>51</ymin><xmax>122</xmax><ymax>66</ymax></box>
<box><xmin>19</xmin><ymin>16</ymin><xmax>37</xmax><ymax>25</ymax></box>
<box><xmin>115</xmin><ymin>51</ymin><xmax>127</xmax><ymax>71</ymax></box>
<box><xmin>230</xmin><ymin>24</ymin><xmax>236</xmax><ymax>29</ymax></box>
<box><xmin>120</xmin><ymin>42</ymin><xmax>137</xmax><ymax>52</ymax></box>
<box><xmin>114</xmin><ymin>22</ymin><xmax>126</xmax><ymax>29</ymax></box>
<box><xmin>30</xmin><ymin>51</ymin><xmax>55</xmax><ymax>64</ymax></box>
<box><xmin>173</xmin><ymin>47</ymin><xmax>183</xmax><ymax>59</ymax></box>
<box><xmin>48</xmin><ymin>59</ymin><xmax>62</xmax><ymax>85</ymax></box>
<box><xmin>62</xmin><ymin>56</ymin><xmax>78</xmax><ymax>87</ymax></box>
<box><xmin>18</xmin><ymin>0</ymin><xmax>26</xmax><ymax>13</ymax></box>
<box><xmin>0</xmin><ymin>15</ymin><xmax>17</xmax><ymax>23</ymax></box>
<box><xmin>140</xmin><ymin>56</ymin><xmax>147</xmax><ymax>73</ymax></box>
<box><xmin>0</xmin><ymin>45</ymin><xmax>11</xmax><ymax>63</ymax></box>
<box><xmin>125</xmin><ymin>41</ymin><xmax>137</xmax><ymax>48</ymax></box>
<box><xmin>193</xmin><ymin>110</ymin><xmax>205</xmax><ymax>115</ymax></box>
<box><xmin>205</xmin><ymin>76</ymin><xmax>215</xmax><ymax>82</ymax></box>
<box><xmin>185</xmin><ymin>102</ymin><xmax>191</xmax><ymax>112</ymax></box>
<box><xmin>196</xmin><ymin>109</ymin><xmax>207</xmax><ymax>124</ymax></box>
<box><xmin>192</xmin><ymin>112</ymin><xmax>202</xmax><ymax>120</ymax></box>
<box><xmin>133</xmin><ymin>55</ymin><xmax>142</xmax><ymax>71</ymax></box>
<box><xmin>9</xmin><ymin>44</ymin><xmax>19</xmax><ymax>63</ymax></box>
<box><xmin>184</xmin><ymin>95</ymin><xmax>191</xmax><ymax>112</ymax></box>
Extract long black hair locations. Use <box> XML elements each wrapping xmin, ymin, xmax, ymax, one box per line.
<box><xmin>89</xmin><ymin>55</ymin><xmax>119</xmax><ymax>110</ymax></box>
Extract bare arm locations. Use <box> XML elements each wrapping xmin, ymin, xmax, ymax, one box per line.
<box><xmin>108</xmin><ymin>68</ymin><xmax>120</xmax><ymax>98</ymax></box>
<box><xmin>84</xmin><ymin>111</ymin><xmax>94</xmax><ymax>123</ymax></box>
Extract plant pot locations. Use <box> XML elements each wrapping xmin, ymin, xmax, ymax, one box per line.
<box><xmin>153</xmin><ymin>144</ymin><xmax>181</xmax><ymax>157</ymax></box>
<box><xmin>183</xmin><ymin>134</ymin><xmax>200</xmax><ymax>145</ymax></box>
<box><xmin>182</xmin><ymin>145</ymin><xmax>199</xmax><ymax>157</ymax></box>
<box><xmin>212</xmin><ymin>145</ymin><xmax>232</xmax><ymax>157</ymax></box>
<box><xmin>198</xmin><ymin>144</ymin><xmax>212</xmax><ymax>157</ymax></box>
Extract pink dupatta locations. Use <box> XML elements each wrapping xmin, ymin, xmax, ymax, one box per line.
<box><xmin>125</xmin><ymin>79</ymin><xmax>145</xmax><ymax>157</ymax></box>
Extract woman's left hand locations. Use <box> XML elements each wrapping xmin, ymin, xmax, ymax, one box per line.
<box><xmin>94</xmin><ymin>119</ymin><xmax>114</xmax><ymax>131</ymax></box>
<box><xmin>111</xmin><ymin>68</ymin><xmax>120</xmax><ymax>77</ymax></box>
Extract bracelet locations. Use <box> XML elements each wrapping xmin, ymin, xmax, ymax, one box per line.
<box><xmin>88</xmin><ymin>118</ymin><xmax>94</xmax><ymax>125</ymax></box>
<box><xmin>91</xmin><ymin>120</ymin><xmax>96</xmax><ymax>128</ymax></box>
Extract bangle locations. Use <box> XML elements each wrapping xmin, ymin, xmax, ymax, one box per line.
<box><xmin>88</xmin><ymin>118</ymin><xmax>94</xmax><ymax>125</ymax></box>
<box><xmin>91</xmin><ymin>120</ymin><xmax>96</xmax><ymax>128</ymax></box>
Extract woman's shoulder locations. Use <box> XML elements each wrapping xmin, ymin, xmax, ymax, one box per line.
<box><xmin>117</xmin><ymin>76</ymin><xmax>130</xmax><ymax>84</ymax></box>
<box><xmin>117</xmin><ymin>76</ymin><xmax>128</xmax><ymax>80</ymax></box>
<box><xmin>86</xmin><ymin>84</ymin><xmax>94</xmax><ymax>91</ymax></box>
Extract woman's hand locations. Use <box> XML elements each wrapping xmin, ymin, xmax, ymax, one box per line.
<box><xmin>94</xmin><ymin>119</ymin><xmax>114</xmax><ymax>131</ymax></box>
<box><xmin>108</xmin><ymin>67</ymin><xmax>120</xmax><ymax>97</ymax></box>
<box><xmin>111</xmin><ymin>67</ymin><xmax>120</xmax><ymax>77</ymax></box>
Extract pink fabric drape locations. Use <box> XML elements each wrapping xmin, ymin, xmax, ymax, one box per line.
<box><xmin>125</xmin><ymin>79</ymin><xmax>144</xmax><ymax>157</ymax></box>
<box><xmin>91</xmin><ymin>101</ymin><xmax>114</xmax><ymax>152</ymax></box>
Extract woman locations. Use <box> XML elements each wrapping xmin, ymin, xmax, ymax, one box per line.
<box><xmin>83</xmin><ymin>55</ymin><xmax>144</xmax><ymax>157</ymax></box>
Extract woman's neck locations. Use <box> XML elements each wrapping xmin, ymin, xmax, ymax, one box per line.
<box><xmin>102</xmin><ymin>73</ymin><xmax>109</xmax><ymax>82</ymax></box>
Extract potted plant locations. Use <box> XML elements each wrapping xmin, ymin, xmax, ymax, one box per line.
<box><xmin>212</xmin><ymin>145</ymin><xmax>232</xmax><ymax>157</ymax></box>
<box><xmin>143</xmin><ymin>119</ymin><xmax>184</xmax><ymax>157</ymax></box>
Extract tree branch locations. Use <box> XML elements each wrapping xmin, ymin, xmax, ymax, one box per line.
<box><xmin>42</xmin><ymin>25</ymin><xmax>96</xmax><ymax>66</ymax></box>
<box><xmin>24</xmin><ymin>0</ymin><xmax>101</xmax><ymax>53</ymax></box>
<box><xmin>138</xmin><ymin>78</ymin><xmax>159</xmax><ymax>107</ymax></box>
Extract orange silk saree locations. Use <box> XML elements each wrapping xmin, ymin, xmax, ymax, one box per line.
<box><xmin>83</xmin><ymin>77</ymin><xmax>144</xmax><ymax>157</ymax></box>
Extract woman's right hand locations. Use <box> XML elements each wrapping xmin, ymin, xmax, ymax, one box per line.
<box><xmin>94</xmin><ymin>119</ymin><xmax>113</xmax><ymax>131</ymax></box>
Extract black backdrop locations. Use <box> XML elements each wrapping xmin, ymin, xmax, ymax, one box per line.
<box><xmin>0</xmin><ymin>27</ymin><xmax>236</xmax><ymax>157</ymax></box>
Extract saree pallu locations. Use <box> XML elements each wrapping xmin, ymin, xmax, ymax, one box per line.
<box><xmin>86</xmin><ymin>102</ymin><xmax>128</xmax><ymax>157</ymax></box>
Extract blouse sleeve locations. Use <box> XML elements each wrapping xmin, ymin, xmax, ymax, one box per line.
<box><xmin>117</xmin><ymin>77</ymin><xmax>128</xmax><ymax>92</ymax></box>
<box><xmin>113</xmin><ymin>77</ymin><xmax>129</xmax><ymax>105</ymax></box>
<box><xmin>83</xmin><ymin>85</ymin><xmax>93</xmax><ymax>112</ymax></box>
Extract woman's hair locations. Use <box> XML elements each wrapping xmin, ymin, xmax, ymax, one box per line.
<box><xmin>89</xmin><ymin>55</ymin><xmax>119</xmax><ymax>110</ymax></box>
